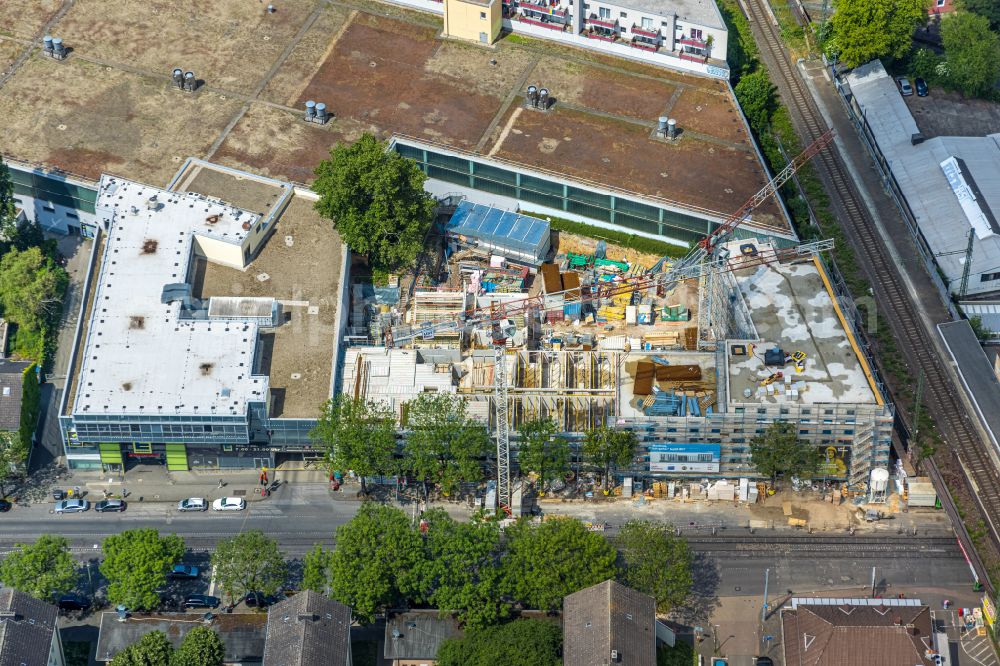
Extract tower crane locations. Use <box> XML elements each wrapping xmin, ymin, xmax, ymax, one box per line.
<box><xmin>384</xmin><ymin>128</ymin><xmax>836</xmax><ymax>510</ymax></box>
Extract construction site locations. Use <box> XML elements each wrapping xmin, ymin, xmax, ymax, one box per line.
<box><xmin>341</xmin><ymin>180</ymin><xmax>895</xmax><ymax>488</ymax></box>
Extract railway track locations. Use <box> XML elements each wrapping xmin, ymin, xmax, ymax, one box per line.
<box><xmin>743</xmin><ymin>0</ymin><xmax>1000</xmax><ymax>590</ymax></box>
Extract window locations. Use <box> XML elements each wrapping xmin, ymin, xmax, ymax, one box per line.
<box><xmin>691</xmin><ymin>28</ymin><xmax>703</xmax><ymax>39</ymax></box>
<box><xmin>66</xmin><ymin>211</ymin><xmax>79</xmax><ymax>219</ymax></box>
<box><xmin>599</xmin><ymin>7</ymin><xmax>611</xmax><ymax>19</ymax></box>
<box><xmin>619</xmin><ymin>11</ymin><xmax>627</xmax><ymax>17</ymax></box>
<box><xmin>936</xmin><ymin>0</ymin><xmax>945</xmax><ymax>6</ymax></box>
<box><xmin>981</xmin><ymin>272</ymin><xmax>1000</xmax><ymax>283</ymax></box>
<box><xmin>641</xmin><ymin>17</ymin><xmax>653</xmax><ymax>29</ymax></box>
<box><xmin>661</xmin><ymin>20</ymin><xmax>669</xmax><ymax>27</ymax></box>
<box><xmin>42</xmin><ymin>205</ymin><xmax>55</xmax><ymax>213</ymax></box>
<box><xmin>480</xmin><ymin>11</ymin><xmax>486</xmax><ymax>18</ymax></box>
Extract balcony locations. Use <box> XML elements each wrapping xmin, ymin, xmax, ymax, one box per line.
<box><xmin>585</xmin><ymin>29</ymin><xmax>616</xmax><ymax>41</ymax></box>
<box><xmin>679</xmin><ymin>51</ymin><xmax>707</xmax><ymax>63</ymax></box>
<box><xmin>679</xmin><ymin>36</ymin><xmax>707</xmax><ymax>48</ymax></box>
<box><xmin>630</xmin><ymin>24</ymin><xmax>659</xmax><ymax>39</ymax></box>
<box><xmin>518</xmin><ymin>14</ymin><xmax>567</xmax><ymax>29</ymax></box>
<box><xmin>586</xmin><ymin>15</ymin><xmax>617</xmax><ymax>30</ymax></box>
<box><xmin>630</xmin><ymin>39</ymin><xmax>658</xmax><ymax>52</ymax></box>
<box><xmin>520</xmin><ymin>0</ymin><xmax>567</xmax><ymax>18</ymax></box>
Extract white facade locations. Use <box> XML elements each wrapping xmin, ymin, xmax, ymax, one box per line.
<box><xmin>508</xmin><ymin>0</ymin><xmax>728</xmax><ymax>64</ymax></box>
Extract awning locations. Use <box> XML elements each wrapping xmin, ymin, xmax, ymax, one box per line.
<box><xmin>165</xmin><ymin>443</ymin><xmax>189</xmax><ymax>471</ymax></box>
<box><xmin>98</xmin><ymin>443</ymin><xmax>123</xmax><ymax>465</ymax></box>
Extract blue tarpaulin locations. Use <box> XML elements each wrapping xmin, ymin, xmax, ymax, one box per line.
<box><xmin>445</xmin><ymin>201</ymin><xmax>550</xmax><ymax>261</ymax></box>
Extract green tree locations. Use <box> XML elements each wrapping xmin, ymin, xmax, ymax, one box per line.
<box><xmin>312</xmin><ymin>395</ymin><xmax>397</xmax><ymax>495</ymax></box>
<box><xmin>909</xmin><ymin>47</ymin><xmax>943</xmax><ymax>83</ymax></box>
<box><xmin>941</xmin><ymin>11</ymin><xmax>1000</xmax><ymax>98</ymax></box>
<box><xmin>968</xmin><ymin>315</ymin><xmax>988</xmax><ymax>341</ymax></box>
<box><xmin>582</xmin><ymin>427</ymin><xmax>637</xmax><ymax>490</ymax></box>
<box><xmin>830</xmin><ymin>0</ymin><xmax>927</xmax><ymax>67</ymax></box>
<box><xmin>414</xmin><ymin>509</ymin><xmax>507</xmax><ymax>629</ymax></box>
<box><xmin>301</xmin><ymin>544</ymin><xmax>332</xmax><ymax>594</ymax></box>
<box><xmin>109</xmin><ymin>631</ymin><xmax>173</xmax><ymax>666</ymax></box>
<box><xmin>100</xmin><ymin>529</ymin><xmax>185</xmax><ymax>611</ymax></box>
<box><xmin>615</xmin><ymin>520</ymin><xmax>693</xmax><ymax>613</ymax></box>
<box><xmin>313</xmin><ymin>133</ymin><xmax>435</xmax><ymax>272</ymax></box>
<box><xmin>749</xmin><ymin>421</ymin><xmax>823</xmax><ymax>483</ymax></box>
<box><xmin>172</xmin><ymin>626</ymin><xmax>224</xmax><ymax>666</ymax></box>
<box><xmin>958</xmin><ymin>0</ymin><xmax>1000</xmax><ymax>30</ymax></box>
<box><xmin>0</xmin><ymin>534</ymin><xmax>78</xmax><ymax>600</ymax></box>
<box><xmin>734</xmin><ymin>69</ymin><xmax>776</xmax><ymax>134</ymax></box>
<box><xmin>211</xmin><ymin>530</ymin><xmax>286</xmax><ymax>604</ymax></box>
<box><xmin>436</xmin><ymin>619</ymin><xmax>562</xmax><ymax>666</ymax></box>
<box><xmin>0</xmin><ymin>246</ymin><xmax>69</xmax><ymax>335</ymax></box>
<box><xmin>402</xmin><ymin>393</ymin><xmax>491</xmax><ymax>496</ymax></box>
<box><xmin>516</xmin><ymin>418</ymin><xmax>569</xmax><ymax>491</ymax></box>
<box><xmin>0</xmin><ymin>431</ymin><xmax>26</xmax><ymax>497</ymax></box>
<box><xmin>329</xmin><ymin>503</ymin><xmax>423</xmax><ymax>624</ymax></box>
<box><xmin>502</xmin><ymin>518</ymin><xmax>616</xmax><ymax>611</ymax></box>
<box><xmin>0</xmin><ymin>161</ymin><xmax>16</xmax><ymax>244</ymax></box>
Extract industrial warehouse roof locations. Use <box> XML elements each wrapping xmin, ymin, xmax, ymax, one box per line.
<box><xmin>73</xmin><ymin>176</ymin><xmax>268</xmax><ymax>418</ymax></box>
<box><xmin>938</xmin><ymin>320</ymin><xmax>1000</xmax><ymax>457</ymax></box>
<box><xmin>845</xmin><ymin>61</ymin><xmax>1000</xmax><ymax>298</ymax></box>
<box><xmin>445</xmin><ymin>202</ymin><xmax>550</xmax><ymax>257</ymax></box>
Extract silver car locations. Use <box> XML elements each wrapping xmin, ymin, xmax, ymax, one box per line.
<box><xmin>897</xmin><ymin>77</ymin><xmax>914</xmax><ymax>96</ymax></box>
<box><xmin>177</xmin><ymin>498</ymin><xmax>208</xmax><ymax>512</ymax></box>
<box><xmin>55</xmin><ymin>499</ymin><xmax>90</xmax><ymax>513</ymax></box>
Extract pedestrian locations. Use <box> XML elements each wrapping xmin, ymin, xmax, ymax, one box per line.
<box><xmin>218</xmin><ymin>478</ymin><xmax>224</xmax><ymax>489</ymax></box>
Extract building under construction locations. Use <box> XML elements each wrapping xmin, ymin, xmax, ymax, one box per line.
<box><xmin>342</xmin><ymin>236</ymin><xmax>893</xmax><ymax>487</ymax></box>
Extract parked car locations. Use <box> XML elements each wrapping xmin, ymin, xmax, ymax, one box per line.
<box><xmin>212</xmin><ymin>497</ymin><xmax>246</xmax><ymax>512</ymax></box>
<box><xmin>57</xmin><ymin>594</ymin><xmax>91</xmax><ymax>611</ymax></box>
<box><xmin>54</xmin><ymin>499</ymin><xmax>89</xmax><ymax>513</ymax></box>
<box><xmin>0</xmin><ymin>500</ymin><xmax>11</xmax><ymax>513</ymax></box>
<box><xmin>177</xmin><ymin>497</ymin><xmax>208</xmax><ymax>512</ymax></box>
<box><xmin>94</xmin><ymin>499</ymin><xmax>126</xmax><ymax>513</ymax></box>
<box><xmin>915</xmin><ymin>77</ymin><xmax>928</xmax><ymax>97</ymax></box>
<box><xmin>243</xmin><ymin>592</ymin><xmax>278</xmax><ymax>608</ymax></box>
<box><xmin>184</xmin><ymin>594</ymin><xmax>220</xmax><ymax>609</ymax></box>
<box><xmin>170</xmin><ymin>564</ymin><xmax>199</xmax><ymax>580</ymax></box>
<box><xmin>897</xmin><ymin>77</ymin><xmax>914</xmax><ymax>96</ymax></box>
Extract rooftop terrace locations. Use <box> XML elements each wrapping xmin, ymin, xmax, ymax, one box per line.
<box><xmin>0</xmin><ymin>0</ymin><xmax>788</xmax><ymax>236</ymax></box>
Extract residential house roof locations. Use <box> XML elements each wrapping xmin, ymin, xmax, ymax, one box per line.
<box><xmin>562</xmin><ymin>579</ymin><xmax>657</xmax><ymax>666</ymax></box>
<box><xmin>95</xmin><ymin>612</ymin><xmax>267</xmax><ymax>663</ymax></box>
<box><xmin>0</xmin><ymin>360</ymin><xmax>30</xmax><ymax>432</ymax></box>
<box><xmin>0</xmin><ymin>589</ymin><xmax>59</xmax><ymax>666</ymax></box>
<box><xmin>383</xmin><ymin>610</ymin><xmax>463</xmax><ymax>661</ymax></box>
<box><xmin>263</xmin><ymin>591</ymin><xmax>352</xmax><ymax>666</ymax></box>
<box><xmin>781</xmin><ymin>601</ymin><xmax>934</xmax><ymax>666</ymax></box>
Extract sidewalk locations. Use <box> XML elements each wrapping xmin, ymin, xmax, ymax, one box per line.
<box><xmin>44</xmin><ymin>464</ymin><xmax>330</xmax><ymax>505</ymax></box>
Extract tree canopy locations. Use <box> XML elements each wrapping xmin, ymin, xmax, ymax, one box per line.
<box><xmin>830</xmin><ymin>0</ymin><xmax>927</xmax><ymax>67</ymax></box>
<box><xmin>733</xmin><ymin>69</ymin><xmax>776</xmax><ymax>134</ymax></box>
<box><xmin>211</xmin><ymin>530</ymin><xmax>286</xmax><ymax>603</ymax></box>
<box><xmin>502</xmin><ymin>518</ymin><xmax>617</xmax><ymax>611</ymax></box>
<box><xmin>302</xmin><ymin>544</ymin><xmax>332</xmax><ymax>595</ymax></box>
<box><xmin>582</xmin><ymin>427</ymin><xmax>637</xmax><ymax>489</ymax></box>
<box><xmin>436</xmin><ymin>619</ymin><xmax>562</xmax><ymax>666</ymax></box>
<box><xmin>749</xmin><ymin>421</ymin><xmax>823</xmax><ymax>482</ymax></box>
<box><xmin>100</xmin><ymin>529</ymin><xmax>185</xmax><ymax>611</ymax></box>
<box><xmin>109</xmin><ymin>631</ymin><xmax>173</xmax><ymax>666</ymax></box>
<box><xmin>516</xmin><ymin>418</ymin><xmax>570</xmax><ymax>490</ymax></box>
<box><xmin>402</xmin><ymin>393</ymin><xmax>491</xmax><ymax>495</ymax></box>
<box><xmin>0</xmin><ymin>246</ymin><xmax>69</xmax><ymax>337</ymax></box>
<box><xmin>959</xmin><ymin>0</ymin><xmax>1000</xmax><ymax>29</ymax></box>
<box><xmin>0</xmin><ymin>534</ymin><xmax>78</xmax><ymax>601</ymax></box>
<box><xmin>328</xmin><ymin>503</ymin><xmax>423</xmax><ymax>624</ymax></box>
<box><xmin>413</xmin><ymin>509</ymin><xmax>507</xmax><ymax>629</ymax></box>
<box><xmin>313</xmin><ymin>133</ymin><xmax>435</xmax><ymax>273</ymax></box>
<box><xmin>312</xmin><ymin>395</ymin><xmax>398</xmax><ymax>494</ymax></box>
<box><xmin>172</xmin><ymin>627</ymin><xmax>225</xmax><ymax>666</ymax></box>
<box><xmin>615</xmin><ymin>521</ymin><xmax>693</xmax><ymax>613</ymax></box>
<box><xmin>940</xmin><ymin>11</ymin><xmax>1000</xmax><ymax>98</ymax></box>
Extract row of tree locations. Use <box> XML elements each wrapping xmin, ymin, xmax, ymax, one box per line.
<box><xmin>314</xmin><ymin>394</ymin><xmax>643</xmax><ymax>495</ymax></box>
<box><xmin>828</xmin><ymin>0</ymin><xmax>1000</xmax><ymax>99</ymax></box>
<box><xmin>303</xmin><ymin>504</ymin><xmax>693</xmax><ymax>628</ymax></box>
<box><xmin>0</xmin><ymin>529</ymin><xmax>287</xmax><ymax>611</ymax></box>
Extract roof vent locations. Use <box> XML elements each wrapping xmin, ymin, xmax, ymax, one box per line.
<box><xmin>0</xmin><ymin>612</ymin><xmax>17</xmax><ymax>619</ymax></box>
<box><xmin>611</xmin><ymin>649</ymin><xmax>620</xmax><ymax>662</ymax></box>
<box><xmin>392</xmin><ymin>628</ymin><xmax>402</xmax><ymax>640</ymax></box>
<box><xmin>297</xmin><ymin>613</ymin><xmax>317</xmax><ymax>622</ymax></box>
<box><xmin>206</xmin><ymin>215</ymin><xmax>220</xmax><ymax>225</ymax></box>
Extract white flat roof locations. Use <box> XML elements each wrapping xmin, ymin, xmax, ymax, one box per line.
<box><xmin>74</xmin><ymin>176</ymin><xmax>268</xmax><ymax>417</ymax></box>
